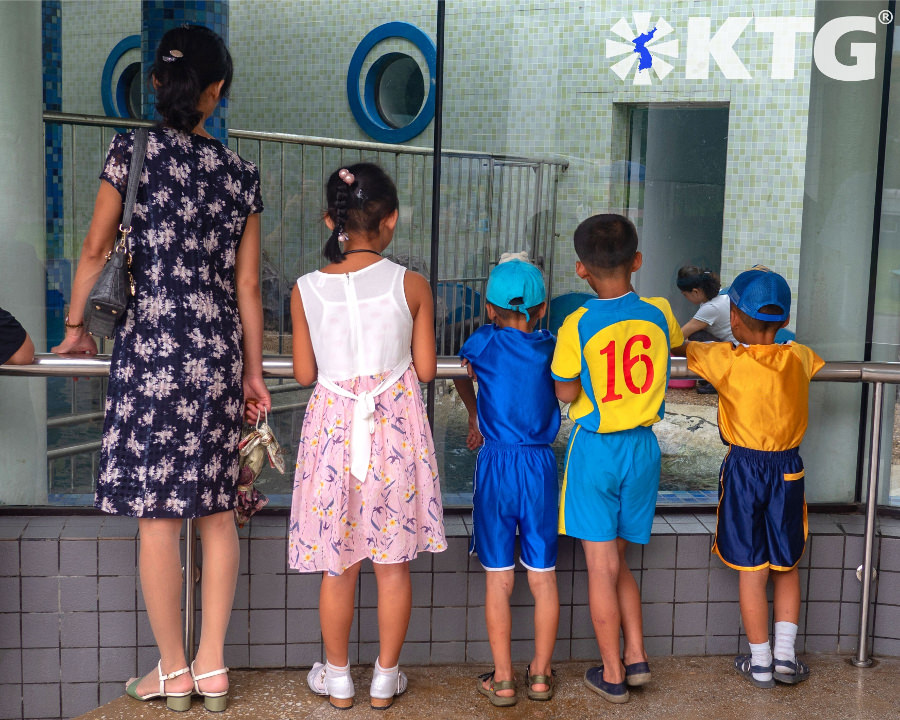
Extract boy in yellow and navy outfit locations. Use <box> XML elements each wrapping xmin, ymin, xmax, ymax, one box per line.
<box><xmin>679</xmin><ymin>265</ymin><xmax>824</xmax><ymax>689</ymax></box>
<box><xmin>552</xmin><ymin>214</ymin><xmax>683</xmax><ymax>704</ymax></box>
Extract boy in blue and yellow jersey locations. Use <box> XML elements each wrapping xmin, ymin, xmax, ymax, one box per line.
<box><xmin>454</xmin><ymin>257</ymin><xmax>561</xmax><ymax>707</ymax></box>
<box><xmin>551</xmin><ymin>214</ymin><xmax>683</xmax><ymax>704</ymax></box>
<box><xmin>678</xmin><ymin>266</ymin><xmax>824</xmax><ymax>689</ymax></box>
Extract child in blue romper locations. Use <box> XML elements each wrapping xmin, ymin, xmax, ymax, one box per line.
<box><xmin>454</xmin><ymin>257</ymin><xmax>561</xmax><ymax>707</ymax></box>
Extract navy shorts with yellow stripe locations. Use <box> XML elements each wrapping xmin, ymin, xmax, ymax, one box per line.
<box><xmin>714</xmin><ymin>445</ymin><xmax>808</xmax><ymax>571</ymax></box>
<box><xmin>559</xmin><ymin>425</ymin><xmax>660</xmax><ymax>544</ymax></box>
<box><xmin>470</xmin><ymin>441</ymin><xmax>559</xmax><ymax>571</ymax></box>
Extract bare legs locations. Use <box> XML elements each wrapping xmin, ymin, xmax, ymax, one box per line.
<box><xmin>319</xmin><ymin>562</ymin><xmax>362</xmax><ymax>667</ymax></box>
<box><xmin>739</xmin><ymin>566</ymin><xmax>800</xmax><ymax>644</ymax></box>
<box><xmin>132</xmin><ymin>511</ymin><xmax>238</xmax><ymax>697</ymax></box>
<box><xmin>527</xmin><ymin>569</ymin><xmax>559</xmax><ymax>692</ymax></box>
<box><xmin>614</xmin><ymin>538</ymin><xmax>647</xmax><ymax>668</ymax></box>
<box><xmin>481</xmin><ymin>568</ymin><xmax>559</xmax><ymax>696</ymax></box>
<box><xmin>484</xmin><ymin>570</ymin><xmax>515</xmax><ymax>697</ymax></box>
<box><xmin>193</xmin><ymin>512</ymin><xmax>239</xmax><ymax>693</ymax></box>
<box><xmin>373</xmin><ymin>561</ymin><xmax>412</xmax><ymax>668</ymax></box>
<box><xmin>134</xmin><ymin>518</ymin><xmax>192</xmax><ymax>697</ymax></box>
<box><xmin>582</xmin><ymin>538</ymin><xmax>647</xmax><ymax>685</ymax></box>
<box><xmin>319</xmin><ymin>560</ymin><xmax>412</xmax><ymax>668</ymax></box>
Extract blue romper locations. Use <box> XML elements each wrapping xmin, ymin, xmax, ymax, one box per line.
<box><xmin>460</xmin><ymin>324</ymin><xmax>560</xmax><ymax>571</ymax></box>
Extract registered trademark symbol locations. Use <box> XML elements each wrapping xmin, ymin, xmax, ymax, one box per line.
<box><xmin>878</xmin><ymin>9</ymin><xmax>893</xmax><ymax>24</ymax></box>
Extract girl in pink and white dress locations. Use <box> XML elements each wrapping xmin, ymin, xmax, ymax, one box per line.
<box><xmin>289</xmin><ymin>163</ymin><xmax>446</xmax><ymax>710</ymax></box>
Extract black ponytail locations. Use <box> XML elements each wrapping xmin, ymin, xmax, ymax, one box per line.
<box><xmin>150</xmin><ymin>25</ymin><xmax>233</xmax><ymax>134</ymax></box>
<box><xmin>676</xmin><ymin>265</ymin><xmax>721</xmax><ymax>300</ymax></box>
<box><xmin>323</xmin><ymin>163</ymin><xmax>399</xmax><ymax>263</ymax></box>
<box><xmin>323</xmin><ymin>181</ymin><xmax>351</xmax><ymax>263</ymax></box>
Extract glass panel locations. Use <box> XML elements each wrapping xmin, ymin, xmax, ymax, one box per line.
<box><xmin>3</xmin><ymin>1</ymin><xmax>898</xmax><ymax>508</ymax></box>
<box><xmin>437</xmin><ymin>0</ymin><xmax>889</xmax><ymax>508</ymax></box>
<box><xmin>375</xmin><ymin>54</ymin><xmax>426</xmax><ymax>128</ymax></box>
<box><xmin>870</xmin><ymin>13</ymin><xmax>900</xmax><ymax>507</ymax></box>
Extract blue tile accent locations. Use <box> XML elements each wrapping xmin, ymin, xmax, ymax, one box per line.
<box><xmin>43</xmin><ymin>0</ymin><xmax>65</xmax><ymax>347</ymax></box>
<box><xmin>142</xmin><ymin>0</ymin><xmax>229</xmax><ymax>143</ymax></box>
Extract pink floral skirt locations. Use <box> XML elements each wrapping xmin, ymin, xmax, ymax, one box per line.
<box><xmin>289</xmin><ymin>366</ymin><xmax>446</xmax><ymax>575</ymax></box>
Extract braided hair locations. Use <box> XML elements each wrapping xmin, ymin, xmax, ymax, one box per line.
<box><xmin>676</xmin><ymin>265</ymin><xmax>721</xmax><ymax>301</ymax></box>
<box><xmin>150</xmin><ymin>25</ymin><xmax>233</xmax><ymax>135</ymax></box>
<box><xmin>323</xmin><ymin>163</ymin><xmax>399</xmax><ymax>263</ymax></box>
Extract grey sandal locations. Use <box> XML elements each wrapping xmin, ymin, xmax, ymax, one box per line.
<box><xmin>734</xmin><ymin>655</ymin><xmax>775</xmax><ymax>689</ymax></box>
<box><xmin>478</xmin><ymin>671</ymin><xmax>517</xmax><ymax>707</ymax></box>
<box><xmin>774</xmin><ymin>657</ymin><xmax>810</xmax><ymax>685</ymax></box>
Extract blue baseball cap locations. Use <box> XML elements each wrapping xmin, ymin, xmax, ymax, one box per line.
<box><xmin>727</xmin><ymin>265</ymin><xmax>791</xmax><ymax>322</ymax></box>
<box><xmin>486</xmin><ymin>259</ymin><xmax>546</xmax><ymax>321</ymax></box>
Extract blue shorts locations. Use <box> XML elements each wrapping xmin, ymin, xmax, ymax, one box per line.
<box><xmin>714</xmin><ymin>445</ymin><xmax>807</xmax><ymax>571</ymax></box>
<box><xmin>558</xmin><ymin>425</ymin><xmax>660</xmax><ymax>544</ymax></box>
<box><xmin>470</xmin><ymin>441</ymin><xmax>558</xmax><ymax>571</ymax></box>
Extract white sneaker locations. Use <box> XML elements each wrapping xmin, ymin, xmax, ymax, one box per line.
<box><xmin>370</xmin><ymin>658</ymin><xmax>408</xmax><ymax>709</ymax></box>
<box><xmin>307</xmin><ymin>661</ymin><xmax>355</xmax><ymax>709</ymax></box>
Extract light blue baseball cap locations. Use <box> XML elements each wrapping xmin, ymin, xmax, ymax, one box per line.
<box><xmin>727</xmin><ymin>265</ymin><xmax>791</xmax><ymax>322</ymax></box>
<box><xmin>486</xmin><ymin>259</ymin><xmax>546</xmax><ymax>321</ymax></box>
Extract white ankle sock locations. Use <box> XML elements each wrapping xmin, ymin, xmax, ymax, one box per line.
<box><xmin>325</xmin><ymin>661</ymin><xmax>350</xmax><ymax>676</ymax></box>
<box><xmin>773</xmin><ymin>621</ymin><xmax>798</xmax><ymax>668</ymax></box>
<box><xmin>748</xmin><ymin>641</ymin><xmax>773</xmax><ymax>681</ymax></box>
<box><xmin>375</xmin><ymin>658</ymin><xmax>399</xmax><ymax>675</ymax></box>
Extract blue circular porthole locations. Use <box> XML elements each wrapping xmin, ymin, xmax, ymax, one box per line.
<box><xmin>347</xmin><ymin>22</ymin><xmax>436</xmax><ymax>143</ymax></box>
<box><xmin>102</xmin><ymin>35</ymin><xmax>142</xmax><ymax>119</ymax></box>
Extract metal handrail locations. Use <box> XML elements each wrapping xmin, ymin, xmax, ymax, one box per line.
<box><xmin>41</xmin><ymin>111</ymin><xmax>571</xmax><ymax>167</ymax></box>
<box><xmin>0</xmin><ymin>353</ymin><xmax>470</xmax><ymax>379</ymax></box>
<box><xmin>0</xmin><ymin>353</ymin><xmax>885</xmax><ymax>381</ymax></box>
<box><xmin>0</xmin><ymin>354</ymin><xmax>890</xmax><ymax>667</ymax></box>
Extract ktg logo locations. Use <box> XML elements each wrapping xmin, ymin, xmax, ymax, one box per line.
<box><xmin>607</xmin><ymin>10</ymin><xmax>892</xmax><ymax>84</ymax></box>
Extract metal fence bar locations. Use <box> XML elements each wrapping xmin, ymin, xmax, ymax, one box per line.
<box><xmin>853</xmin><ymin>380</ymin><xmax>883</xmax><ymax>667</ymax></box>
<box><xmin>0</xmin><ymin>354</ymin><xmax>878</xmax><ymax>381</ymax></box>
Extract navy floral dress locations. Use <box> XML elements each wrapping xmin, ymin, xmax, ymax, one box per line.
<box><xmin>95</xmin><ymin>128</ymin><xmax>263</xmax><ymax>518</ymax></box>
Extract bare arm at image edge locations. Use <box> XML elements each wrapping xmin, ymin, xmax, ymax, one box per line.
<box><xmin>0</xmin><ymin>309</ymin><xmax>34</xmax><ymax>365</ymax></box>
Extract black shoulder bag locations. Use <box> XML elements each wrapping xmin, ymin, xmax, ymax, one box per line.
<box><xmin>83</xmin><ymin>127</ymin><xmax>149</xmax><ymax>338</ymax></box>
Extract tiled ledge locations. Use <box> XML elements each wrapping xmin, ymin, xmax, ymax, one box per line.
<box><xmin>3</xmin><ymin>509</ymin><xmax>899</xmax><ymax>540</ymax></box>
<box><xmin>1</xmin><ymin>511</ymin><xmax>899</xmax><ymax>720</ymax></box>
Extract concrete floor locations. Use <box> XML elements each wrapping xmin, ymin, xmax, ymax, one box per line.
<box><xmin>75</xmin><ymin>654</ymin><xmax>900</xmax><ymax>720</ymax></box>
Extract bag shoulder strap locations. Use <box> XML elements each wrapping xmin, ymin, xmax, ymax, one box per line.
<box><xmin>121</xmin><ymin>127</ymin><xmax>149</xmax><ymax>232</ymax></box>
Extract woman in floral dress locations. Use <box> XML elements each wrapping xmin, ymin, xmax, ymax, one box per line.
<box><xmin>53</xmin><ymin>25</ymin><xmax>269</xmax><ymax>711</ymax></box>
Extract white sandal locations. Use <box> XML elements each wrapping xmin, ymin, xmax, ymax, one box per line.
<box><xmin>125</xmin><ymin>660</ymin><xmax>193</xmax><ymax>711</ymax></box>
<box><xmin>191</xmin><ymin>661</ymin><xmax>230</xmax><ymax>712</ymax></box>
<box><xmin>370</xmin><ymin>658</ymin><xmax>408</xmax><ymax>710</ymax></box>
<box><xmin>307</xmin><ymin>661</ymin><xmax>355</xmax><ymax>709</ymax></box>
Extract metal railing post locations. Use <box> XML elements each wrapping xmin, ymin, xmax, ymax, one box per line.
<box><xmin>184</xmin><ymin>518</ymin><xmax>198</xmax><ymax>664</ymax></box>
<box><xmin>184</xmin><ymin>518</ymin><xmax>197</xmax><ymax>662</ymax></box>
<box><xmin>853</xmin><ymin>380</ymin><xmax>883</xmax><ymax>667</ymax></box>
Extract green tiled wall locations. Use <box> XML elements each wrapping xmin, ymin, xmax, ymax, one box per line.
<box><xmin>59</xmin><ymin>0</ymin><xmax>817</xmax><ymax>303</ymax></box>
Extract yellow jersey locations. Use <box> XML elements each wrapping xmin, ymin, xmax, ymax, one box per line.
<box><xmin>686</xmin><ymin>341</ymin><xmax>825</xmax><ymax>451</ymax></box>
<box><xmin>551</xmin><ymin>293</ymin><xmax>684</xmax><ymax>433</ymax></box>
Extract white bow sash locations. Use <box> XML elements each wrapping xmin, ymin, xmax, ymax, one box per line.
<box><xmin>316</xmin><ymin>356</ymin><xmax>411</xmax><ymax>481</ymax></box>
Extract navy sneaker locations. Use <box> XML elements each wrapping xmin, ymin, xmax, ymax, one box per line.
<box><xmin>624</xmin><ymin>661</ymin><xmax>651</xmax><ymax>687</ymax></box>
<box><xmin>583</xmin><ymin>666</ymin><xmax>629</xmax><ymax>704</ymax></box>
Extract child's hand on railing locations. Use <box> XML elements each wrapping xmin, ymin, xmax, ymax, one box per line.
<box><xmin>461</xmin><ymin>358</ymin><xmax>478</xmax><ymax>382</ymax></box>
<box><xmin>466</xmin><ymin>414</ymin><xmax>483</xmax><ymax>450</ymax></box>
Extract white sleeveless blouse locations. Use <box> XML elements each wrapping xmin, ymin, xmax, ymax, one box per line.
<box><xmin>296</xmin><ymin>258</ymin><xmax>413</xmax><ymax>382</ymax></box>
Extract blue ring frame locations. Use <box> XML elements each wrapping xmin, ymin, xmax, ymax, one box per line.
<box><xmin>101</xmin><ymin>35</ymin><xmax>141</xmax><ymax>118</ymax></box>
<box><xmin>347</xmin><ymin>22</ymin><xmax>436</xmax><ymax>143</ymax></box>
